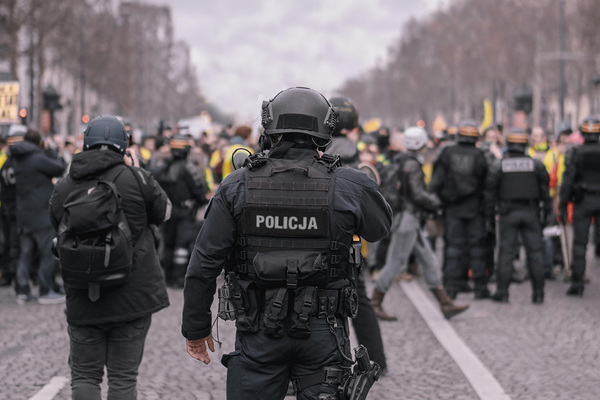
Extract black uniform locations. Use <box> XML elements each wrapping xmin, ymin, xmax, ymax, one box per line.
<box><xmin>559</xmin><ymin>140</ymin><xmax>600</xmax><ymax>294</ymax></box>
<box><xmin>153</xmin><ymin>155</ymin><xmax>207</xmax><ymax>287</ymax></box>
<box><xmin>182</xmin><ymin>147</ymin><xmax>392</xmax><ymax>399</ymax></box>
<box><xmin>485</xmin><ymin>153</ymin><xmax>552</xmax><ymax>301</ymax></box>
<box><xmin>430</xmin><ymin>141</ymin><xmax>488</xmax><ymax>296</ymax></box>
<box><xmin>0</xmin><ymin>155</ymin><xmax>19</xmax><ymax>285</ymax></box>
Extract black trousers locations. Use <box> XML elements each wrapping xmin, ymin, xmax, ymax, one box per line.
<box><xmin>0</xmin><ymin>211</ymin><xmax>19</xmax><ymax>280</ymax></box>
<box><xmin>223</xmin><ymin>316</ymin><xmax>349</xmax><ymax>400</ymax></box>
<box><xmin>495</xmin><ymin>206</ymin><xmax>545</xmax><ymax>293</ymax></box>
<box><xmin>572</xmin><ymin>195</ymin><xmax>600</xmax><ymax>283</ymax></box>
<box><xmin>444</xmin><ymin>209</ymin><xmax>487</xmax><ymax>290</ymax></box>
<box><xmin>352</xmin><ymin>272</ymin><xmax>387</xmax><ymax>371</ymax></box>
<box><xmin>160</xmin><ymin>208</ymin><xmax>197</xmax><ymax>284</ymax></box>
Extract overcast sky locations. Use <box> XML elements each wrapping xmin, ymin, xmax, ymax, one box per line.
<box><xmin>145</xmin><ymin>0</ymin><xmax>441</xmax><ymax>124</ymax></box>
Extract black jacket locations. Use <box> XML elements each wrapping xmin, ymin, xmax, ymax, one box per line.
<box><xmin>429</xmin><ymin>142</ymin><xmax>487</xmax><ymax>215</ymax></box>
<box><xmin>402</xmin><ymin>154</ymin><xmax>441</xmax><ymax>216</ymax></box>
<box><xmin>11</xmin><ymin>141</ymin><xmax>65</xmax><ymax>233</ymax></box>
<box><xmin>181</xmin><ymin>147</ymin><xmax>392</xmax><ymax>340</ymax></box>
<box><xmin>152</xmin><ymin>155</ymin><xmax>207</xmax><ymax>210</ymax></box>
<box><xmin>50</xmin><ymin>149</ymin><xmax>171</xmax><ymax>325</ymax></box>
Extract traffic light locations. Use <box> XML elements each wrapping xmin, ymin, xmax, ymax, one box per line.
<box><xmin>81</xmin><ymin>114</ymin><xmax>90</xmax><ymax>124</ymax></box>
<box><xmin>18</xmin><ymin>108</ymin><xmax>28</xmax><ymax>125</ymax></box>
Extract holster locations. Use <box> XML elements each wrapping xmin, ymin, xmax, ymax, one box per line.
<box><xmin>227</xmin><ymin>273</ymin><xmax>260</xmax><ymax>333</ymax></box>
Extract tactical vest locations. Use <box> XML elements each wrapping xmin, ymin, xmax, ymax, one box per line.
<box><xmin>442</xmin><ymin>144</ymin><xmax>482</xmax><ymax>202</ymax></box>
<box><xmin>156</xmin><ymin>159</ymin><xmax>194</xmax><ymax>208</ymax></box>
<box><xmin>237</xmin><ymin>157</ymin><xmax>353</xmax><ymax>288</ymax></box>
<box><xmin>577</xmin><ymin>144</ymin><xmax>600</xmax><ymax>193</ymax></box>
<box><xmin>499</xmin><ymin>156</ymin><xmax>539</xmax><ymax>200</ymax></box>
<box><xmin>224</xmin><ymin>155</ymin><xmax>357</xmax><ymax>338</ymax></box>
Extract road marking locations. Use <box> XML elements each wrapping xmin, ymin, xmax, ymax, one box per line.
<box><xmin>28</xmin><ymin>376</ymin><xmax>68</xmax><ymax>400</ymax></box>
<box><xmin>400</xmin><ymin>281</ymin><xmax>512</xmax><ymax>400</ymax></box>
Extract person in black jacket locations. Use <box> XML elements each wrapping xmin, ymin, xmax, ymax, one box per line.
<box><xmin>0</xmin><ymin>125</ymin><xmax>26</xmax><ymax>287</ymax></box>
<box><xmin>485</xmin><ymin>128</ymin><xmax>553</xmax><ymax>303</ymax></box>
<box><xmin>11</xmin><ymin>129</ymin><xmax>65</xmax><ymax>304</ymax></box>
<box><xmin>430</xmin><ymin>120</ymin><xmax>489</xmax><ymax>299</ymax></box>
<box><xmin>372</xmin><ymin>127</ymin><xmax>469</xmax><ymax>320</ymax></box>
<box><xmin>152</xmin><ymin>134</ymin><xmax>207</xmax><ymax>288</ymax></box>
<box><xmin>559</xmin><ymin>115</ymin><xmax>600</xmax><ymax>296</ymax></box>
<box><xmin>49</xmin><ymin>116</ymin><xmax>171</xmax><ymax>400</ymax></box>
<box><xmin>182</xmin><ymin>88</ymin><xmax>392</xmax><ymax>400</ymax></box>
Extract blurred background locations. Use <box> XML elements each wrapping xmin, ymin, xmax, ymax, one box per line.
<box><xmin>1</xmin><ymin>0</ymin><xmax>599</xmax><ymax>139</ymax></box>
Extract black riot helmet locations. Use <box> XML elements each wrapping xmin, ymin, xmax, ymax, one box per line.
<box><xmin>579</xmin><ymin>115</ymin><xmax>600</xmax><ymax>142</ymax></box>
<box><xmin>169</xmin><ymin>134</ymin><xmax>192</xmax><ymax>158</ymax></box>
<box><xmin>83</xmin><ymin>116</ymin><xmax>128</xmax><ymax>154</ymax></box>
<box><xmin>506</xmin><ymin>127</ymin><xmax>529</xmax><ymax>154</ymax></box>
<box><xmin>261</xmin><ymin>87</ymin><xmax>337</xmax><ymax>149</ymax></box>
<box><xmin>457</xmin><ymin>119</ymin><xmax>480</xmax><ymax>144</ymax></box>
<box><xmin>329</xmin><ymin>97</ymin><xmax>358</xmax><ymax>137</ymax></box>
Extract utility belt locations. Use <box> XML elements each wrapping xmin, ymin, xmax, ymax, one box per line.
<box><xmin>218</xmin><ymin>272</ymin><xmax>358</xmax><ymax>338</ymax></box>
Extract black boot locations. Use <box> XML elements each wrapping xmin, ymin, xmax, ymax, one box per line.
<box><xmin>492</xmin><ymin>290</ymin><xmax>509</xmax><ymax>303</ymax></box>
<box><xmin>371</xmin><ymin>289</ymin><xmax>397</xmax><ymax>321</ymax></box>
<box><xmin>532</xmin><ymin>291</ymin><xmax>544</xmax><ymax>304</ymax></box>
<box><xmin>474</xmin><ymin>287</ymin><xmax>491</xmax><ymax>300</ymax></box>
<box><xmin>566</xmin><ymin>282</ymin><xmax>584</xmax><ymax>297</ymax></box>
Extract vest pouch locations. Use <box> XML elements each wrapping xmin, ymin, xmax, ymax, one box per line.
<box><xmin>263</xmin><ymin>288</ymin><xmax>289</xmax><ymax>338</ymax></box>
<box><xmin>252</xmin><ymin>251</ymin><xmax>329</xmax><ymax>288</ymax></box>
<box><xmin>232</xmin><ymin>278</ymin><xmax>260</xmax><ymax>333</ymax></box>
<box><xmin>288</xmin><ymin>286</ymin><xmax>318</xmax><ymax>338</ymax></box>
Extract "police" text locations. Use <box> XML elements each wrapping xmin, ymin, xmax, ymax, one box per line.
<box><xmin>256</xmin><ymin>215</ymin><xmax>318</xmax><ymax>230</ymax></box>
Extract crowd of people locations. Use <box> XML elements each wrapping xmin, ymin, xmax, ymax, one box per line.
<box><xmin>1</xmin><ymin>101</ymin><xmax>597</xmax><ymax>310</ymax></box>
<box><xmin>1</xmin><ymin>92</ymin><xmax>599</xmax><ymax>399</ymax></box>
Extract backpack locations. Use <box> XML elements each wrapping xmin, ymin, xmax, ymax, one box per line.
<box><xmin>377</xmin><ymin>153</ymin><xmax>408</xmax><ymax>212</ymax></box>
<box><xmin>56</xmin><ymin>166</ymin><xmax>134</xmax><ymax>302</ymax></box>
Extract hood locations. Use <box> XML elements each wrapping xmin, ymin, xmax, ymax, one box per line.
<box><xmin>69</xmin><ymin>149</ymin><xmax>125</xmax><ymax>180</ymax></box>
<box><xmin>9</xmin><ymin>140</ymin><xmax>41</xmax><ymax>157</ymax></box>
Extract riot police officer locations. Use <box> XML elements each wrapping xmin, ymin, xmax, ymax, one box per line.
<box><xmin>485</xmin><ymin>128</ymin><xmax>553</xmax><ymax>303</ymax></box>
<box><xmin>559</xmin><ymin>115</ymin><xmax>600</xmax><ymax>296</ymax></box>
<box><xmin>328</xmin><ymin>97</ymin><xmax>361</xmax><ymax>167</ymax></box>
<box><xmin>329</xmin><ymin>96</ymin><xmax>389</xmax><ymax>374</ymax></box>
<box><xmin>182</xmin><ymin>87</ymin><xmax>392</xmax><ymax>399</ymax></box>
<box><xmin>430</xmin><ymin>120</ymin><xmax>489</xmax><ymax>299</ymax></box>
<box><xmin>153</xmin><ymin>135</ymin><xmax>207</xmax><ymax>287</ymax></box>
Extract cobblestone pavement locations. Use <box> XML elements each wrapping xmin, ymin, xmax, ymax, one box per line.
<box><xmin>1</xmin><ymin>247</ymin><xmax>599</xmax><ymax>400</ymax></box>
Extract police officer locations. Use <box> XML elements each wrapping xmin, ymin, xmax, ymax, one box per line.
<box><xmin>328</xmin><ymin>96</ymin><xmax>389</xmax><ymax>375</ymax></box>
<box><xmin>485</xmin><ymin>128</ymin><xmax>553</xmax><ymax>303</ymax></box>
<box><xmin>153</xmin><ymin>135</ymin><xmax>207</xmax><ymax>287</ymax></box>
<box><xmin>430</xmin><ymin>120</ymin><xmax>489</xmax><ymax>299</ymax></box>
<box><xmin>182</xmin><ymin>87</ymin><xmax>392</xmax><ymax>400</ymax></box>
<box><xmin>559</xmin><ymin>115</ymin><xmax>600</xmax><ymax>296</ymax></box>
<box><xmin>328</xmin><ymin>97</ymin><xmax>361</xmax><ymax>167</ymax></box>
<box><xmin>373</xmin><ymin>127</ymin><xmax>469</xmax><ymax>320</ymax></box>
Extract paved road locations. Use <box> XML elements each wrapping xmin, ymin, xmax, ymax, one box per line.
<box><xmin>1</xmin><ymin>246</ymin><xmax>599</xmax><ymax>400</ymax></box>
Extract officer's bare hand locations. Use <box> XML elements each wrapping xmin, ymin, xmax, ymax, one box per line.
<box><xmin>186</xmin><ymin>336</ymin><xmax>215</xmax><ymax>365</ymax></box>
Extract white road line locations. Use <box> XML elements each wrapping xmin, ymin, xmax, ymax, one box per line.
<box><xmin>400</xmin><ymin>281</ymin><xmax>512</xmax><ymax>400</ymax></box>
<box><xmin>28</xmin><ymin>376</ymin><xmax>68</xmax><ymax>400</ymax></box>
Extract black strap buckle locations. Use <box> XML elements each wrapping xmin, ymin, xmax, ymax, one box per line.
<box><xmin>287</xmin><ymin>261</ymin><xmax>299</xmax><ymax>289</ymax></box>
